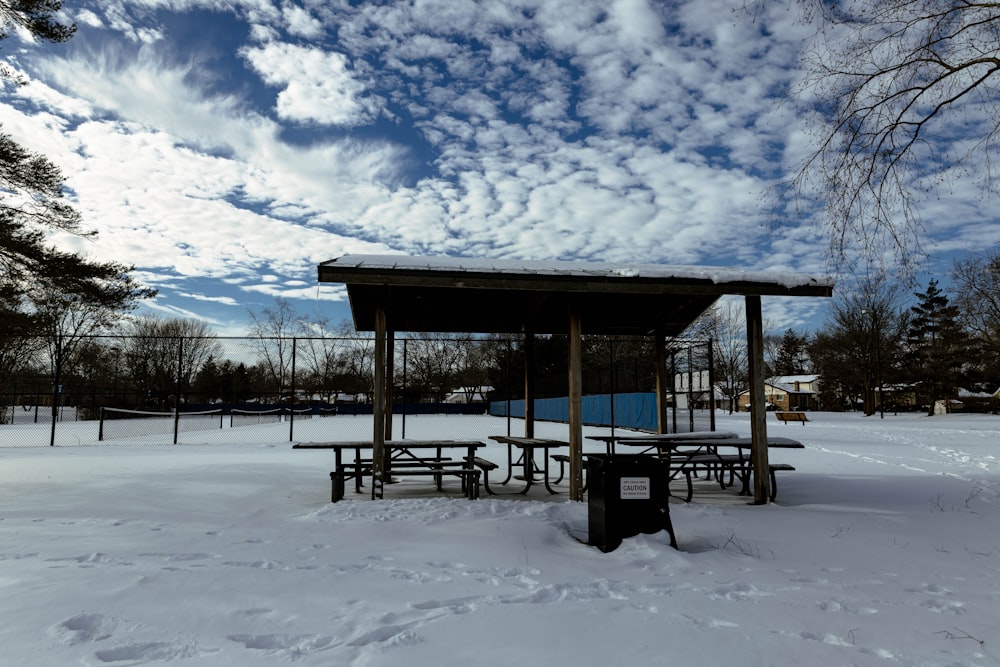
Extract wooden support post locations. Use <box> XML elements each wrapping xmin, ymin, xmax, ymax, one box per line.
<box><xmin>372</xmin><ymin>306</ymin><xmax>387</xmax><ymax>500</ymax></box>
<box><xmin>655</xmin><ymin>334</ymin><xmax>668</xmax><ymax>434</ymax></box>
<box><xmin>745</xmin><ymin>295</ymin><xmax>770</xmax><ymax>504</ymax></box>
<box><xmin>568</xmin><ymin>311</ymin><xmax>584</xmax><ymax>501</ymax></box>
<box><xmin>524</xmin><ymin>332</ymin><xmax>535</xmax><ymax>438</ymax></box>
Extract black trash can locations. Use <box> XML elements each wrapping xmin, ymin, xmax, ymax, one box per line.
<box><xmin>587</xmin><ymin>454</ymin><xmax>677</xmax><ymax>552</ymax></box>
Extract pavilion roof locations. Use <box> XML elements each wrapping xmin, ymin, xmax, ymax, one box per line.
<box><xmin>317</xmin><ymin>254</ymin><xmax>834</xmax><ymax>336</ymax></box>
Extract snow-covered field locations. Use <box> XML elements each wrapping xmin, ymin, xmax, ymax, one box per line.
<box><xmin>1</xmin><ymin>411</ymin><xmax>998</xmax><ymax>666</ymax></box>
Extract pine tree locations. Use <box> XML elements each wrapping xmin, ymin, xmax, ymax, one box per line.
<box><xmin>773</xmin><ymin>328</ymin><xmax>809</xmax><ymax>376</ymax></box>
<box><xmin>905</xmin><ymin>280</ymin><xmax>969</xmax><ymax>416</ymax></box>
<box><xmin>1</xmin><ymin>2</ymin><xmax>153</xmax><ymax>336</ymax></box>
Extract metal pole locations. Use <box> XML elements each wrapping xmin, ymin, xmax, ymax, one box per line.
<box><xmin>687</xmin><ymin>344</ymin><xmax>695</xmax><ymax>433</ymax></box>
<box><xmin>401</xmin><ymin>338</ymin><xmax>408</xmax><ymax>440</ymax></box>
<box><xmin>505</xmin><ymin>338</ymin><xmax>512</xmax><ymax>437</ymax></box>
<box><xmin>670</xmin><ymin>351</ymin><xmax>678</xmax><ymax>434</ymax></box>
<box><xmin>707</xmin><ymin>338</ymin><xmax>717</xmax><ymax>431</ymax></box>
<box><xmin>655</xmin><ymin>335</ymin><xmax>668</xmax><ymax>434</ymax></box>
<box><xmin>384</xmin><ymin>331</ymin><xmax>394</xmax><ymax>440</ymax></box>
<box><xmin>609</xmin><ymin>338</ymin><xmax>616</xmax><ymax>439</ymax></box>
<box><xmin>524</xmin><ymin>333</ymin><xmax>535</xmax><ymax>438</ymax></box>
<box><xmin>173</xmin><ymin>337</ymin><xmax>182</xmax><ymax>444</ymax></box>
<box><xmin>50</xmin><ymin>335</ymin><xmax>61</xmax><ymax>447</ymax></box>
<box><xmin>289</xmin><ymin>337</ymin><xmax>297</xmax><ymax>442</ymax></box>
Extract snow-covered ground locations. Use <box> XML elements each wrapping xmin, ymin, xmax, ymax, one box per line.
<box><xmin>1</xmin><ymin>411</ymin><xmax>998</xmax><ymax>666</ymax></box>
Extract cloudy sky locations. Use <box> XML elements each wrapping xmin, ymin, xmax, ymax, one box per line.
<box><xmin>1</xmin><ymin>0</ymin><xmax>992</xmax><ymax>335</ymax></box>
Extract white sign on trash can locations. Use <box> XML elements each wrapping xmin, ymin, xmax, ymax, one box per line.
<box><xmin>620</xmin><ymin>476</ymin><xmax>650</xmax><ymax>499</ymax></box>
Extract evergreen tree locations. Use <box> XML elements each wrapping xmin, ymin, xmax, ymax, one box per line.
<box><xmin>773</xmin><ymin>328</ymin><xmax>810</xmax><ymax>376</ymax></box>
<box><xmin>905</xmin><ymin>280</ymin><xmax>969</xmax><ymax>416</ymax></box>
<box><xmin>1</xmin><ymin>3</ymin><xmax>153</xmax><ymax>338</ymax></box>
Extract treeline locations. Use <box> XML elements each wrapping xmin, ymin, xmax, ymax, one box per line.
<box><xmin>1</xmin><ymin>294</ymin><xmax>712</xmax><ymax>421</ymax></box>
<box><xmin>698</xmin><ymin>254</ymin><xmax>1000</xmax><ymax>415</ymax></box>
<box><xmin>5</xmin><ymin>252</ymin><xmax>998</xmax><ymax>420</ymax></box>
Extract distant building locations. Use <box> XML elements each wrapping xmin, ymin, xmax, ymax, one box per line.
<box><xmin>737</xmin><ymin>375</ymin><xmax>820</xmax><ymax>412</ymax></box>
<box><xmin>443</xmin><ymin>386</ymin><xmax>493</xmax><ymax>404</ymax></box>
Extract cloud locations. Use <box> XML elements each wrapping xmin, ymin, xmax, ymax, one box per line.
<box><xmin>282</xmin><ymin>4</ymin><xmax>324</xmax><ymax>39</ymax></box>
<box><xmin>9</xmin><ymin>0</ymin><xmax>989</xmax><ymax>336</ymax></box>
<box><xmin>240</xmin><ymin>42</ymin><xmax>384</xmax><ymax>126</ymax></box>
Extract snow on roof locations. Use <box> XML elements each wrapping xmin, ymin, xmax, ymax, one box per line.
<box><xmin>770</xmin><ymin>375</ymin><xmax>821</xmax><ymax>384</ymax></box>
<box><xmin>327</xmin><ymin>254</ymin><xmax>835</xmax><ymax>292</ymax></box>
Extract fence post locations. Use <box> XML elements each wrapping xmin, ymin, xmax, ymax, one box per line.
<box><xmin>669</xmin><ymin>351</ymin><xmax>678</xmax><ymax>433</ymax></box>
<box><xmin>50</xmin><ymin>335</ymin><xmax>62</xmax><ymax>447</ymax></box>
<box><xmin>401</xmin><ymin>339</ymin><xmax>407</xmax><ymax>440</ymax></box>
<box><xmin>609</xmin><ymin>338</ymin><xmax>616</xmax><ymax>438</ymax></box>
<box><xmin>707</xmin><ymin>338</ymin><xmax>717</xmax><ymax>431</ymax></box>
<box><xmin>173</xmin><ymin>337</ymin><xmax>183</xmax><ymax>444</ymax></box>
<box><xmin>288</xmin><ymin>337</ymin><xmax>297</xmax><ymax>442</ymax></box>
<box><xmin>504</xmin><ymin>338</ymin><xmax>512</xmax><ymax>436</ymax></box>
<box><xmin>687</xmin><ymin>345</ymin><xmax>695</xmax><ymax>433</ymax></box>
<box><xmin>384</xmin><ymin>331</ymin><xmax>394</xmax><ymax>441</ymax></box>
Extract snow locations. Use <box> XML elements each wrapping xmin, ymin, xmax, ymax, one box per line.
<box><xmin>1</xmin><ymin>411</ymin><xmax>998</xmax><ymax>666</ymax></box>
<box><xmin>326</xmin><ymin>253</ymin><xmax>835</xmax><ymax>290</ymax></box>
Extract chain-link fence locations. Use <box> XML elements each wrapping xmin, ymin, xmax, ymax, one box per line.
<box><xmin>0</xmin><ymin>333</ymin><xmax>714</xmax><ymax>447</ymax></box>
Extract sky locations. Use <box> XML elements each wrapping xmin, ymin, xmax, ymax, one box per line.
<box><xmin>1</xmin><ymin>411</ymin><xmax>999</xmax><ymax>665</ymax></box>
<box><xmin>1</xmin><ymin>0</ymin><xmax>996</xmax><ymax>335</ymax></box>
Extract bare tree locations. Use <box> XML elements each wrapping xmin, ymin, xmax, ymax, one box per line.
<box><xmin>246</xmin><ymin>298</ymin><xmax>298</xmax><ymax>400</ymax></box>
<box><xmin>951</xmin><ymin>250</ymin><xmax>1000</xmax><ymax>389</ymax></box>
<box><xmin>771</xmin><ymin>2</ymin><xmax>1000</xmax><ymax>275</ymax></box>
<box><xmin>404</xmin><ymin>333</ymin><xmax>467</xmax><ymax>402</ymax></box>
<box><xmin>951</xmin><ymin>250</ymin><xmax>1000</xmax><ymax>342</ymax></box>
<box><xmin>116</xmin><ymin>317</ymin><xmax>222</xmax><ymax>407</ymax></box>
<box><xmin>693</xmin><ymin>299</ymin><xmax>749</xmax><ymax>414</ymax></box>
<box><xmin>294</xmin><ymin>314</ymin><xmax>356</xmax><ymax>403</ymax></box>
<box><xmin>809</xmin><ymin>275</ymin><xmax>909</xmax><ymax>413</ymax></box>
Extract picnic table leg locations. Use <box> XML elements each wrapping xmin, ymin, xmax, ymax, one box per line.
<box><xmin>354</xmin><ymin>447</ymin><xmax>365</xmax><ymax>493</ymax></box>
<box><xmin>541</xmin><ymin>449</ymin><xmax>558</xmax><ymax>494</ymax></box>
<box><xmin>500</xmin><ymin>443</ymin><xmax>515</xmax><ymax>485</ymax></box>
<box><xmin>520</xmin><ymin>446</ymin><xmax>536</xmax><ymax>494</ymax></box>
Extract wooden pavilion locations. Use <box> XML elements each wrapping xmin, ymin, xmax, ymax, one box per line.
<box><xmin>317</xmin><ymin>254</ymin><xmax>833</xmax><ymax>504</ymax></box>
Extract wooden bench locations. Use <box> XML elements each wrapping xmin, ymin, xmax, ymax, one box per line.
<box><xmin>765</xmin><ymin>463</ymin><xmax>795</xmax><ymax>501</ymax></box>
<box><xmin>551</xmin><ymin>453</ymin><xmax>570</xmax><ymax>483</ymax></box>
<box><xmin>550</xmin><ymin>453</ymin><xmax>589</xmax><ymax>492</ymax></box>
<box><xmin>467</xmin><ymin>457</ymin><xmax>499</xmax><ymax>495</ymax></box>
<box><xmin>670</xmin><ymin>455</ymin><xmax>795</xmax><ymax>502</ymax></box>
<box><xmin>330</xmin><ymin>465</ymin><xmax>480</xmax><ymax>501</ymax></box>
<box><xmin>337</xmin><ymin>458</ymin><xmax>456</xmax><ymax>494</ymax></box>
<box><xmin>775</xmin><ymin>411</ymin><xmax>810</xmax><ymax>425</ymax></box>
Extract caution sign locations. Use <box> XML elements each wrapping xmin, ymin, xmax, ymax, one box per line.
<box><xmin>620</xmin><ymin>476</ymin><xmax>650</xmax><ymax>499</ymax></box>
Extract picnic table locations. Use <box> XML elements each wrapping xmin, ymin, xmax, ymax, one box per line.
<box><xmin>487</xmin><ymin>435</ymin><xmax>570</xmax><ymax>494</ymax></box>
<box><xmin>293</xmin><ymin>440</ymin><xmax>485</xmax><ymax>501</ymax></box>
<box><xmin>586</xmin><ymin>433</ymin><xmax>803</xmax><ymax>501</ymax></box>
<box><xmin>587</xmin><ymin>431</ymin><xmax>740</xmax><ymax>454</ymax></box>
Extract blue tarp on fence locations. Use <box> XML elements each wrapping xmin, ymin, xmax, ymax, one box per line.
<box><xmin>489</xmin><ymin>392</ymin><xmax>658</xmax><ymax>431</ymax></box>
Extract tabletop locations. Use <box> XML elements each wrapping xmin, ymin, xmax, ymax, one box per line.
<box><xmin>587</xmin><ymin>431</ymin><xmax>741</xmax><ymax>454</ymax></box>
<box><xmin>293</xmin><ymin>439</ymin><xmax>485</xmax><ymax>450</ymax></box>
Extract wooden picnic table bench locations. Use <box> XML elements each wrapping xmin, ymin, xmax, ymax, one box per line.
<box><xmin>488</xmin><ymin>435</ymin><xmax>569</xmax><ymax>494</ymax></box>
<box><xmin>587</xmin><ymin>431</ymin><xmax>740</xmax><ymax>454</ymax></box>
<box><xmin>663</xmin><ymin>436</ymin><xmax>803</xmax><ymax>501</ymax></box>
<box><xmin>466</xmin><ymin>456</ymin><xmax>500</xmax><ymax>495</ymax></box>
<box><xmin>294</xmin><ymin>440</ymin><xmax>484</xmax><ymax>501</ymax></box>
<box><xmin>586</xmin><ymin>434</ymin><xmax>803</xmax><ymax>502</ymax></box>
<box><xmin>775</xmin><ymin>411</ymin><xmax>810</xmax><ymax>425</ymax></box>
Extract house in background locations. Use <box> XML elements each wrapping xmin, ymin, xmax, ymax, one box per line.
<box><xmin>443</xmin><ymin>386</ymin><xmax>493</xmax><ymax>404</ymax></box>
<box><xmin>737</xmin><ymin>375</ymin><xmax>821</xmax><ymax>412</ymax></box>
<box><xmin>877</xmin><ymin>383</ymin><xmax>919</xmax><ymax>412</ymax></box>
